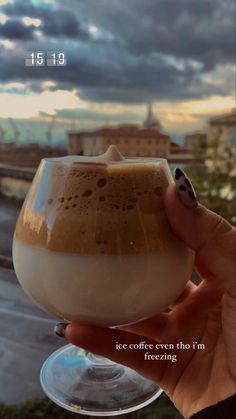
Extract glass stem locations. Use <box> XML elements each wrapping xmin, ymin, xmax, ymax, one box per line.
<box><xmin>85</xmin><ymin>352</ymin><xmax>123</xmax><ymax>381</ymax></box>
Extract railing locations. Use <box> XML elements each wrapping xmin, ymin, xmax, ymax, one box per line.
<box><xmin>0</xmin><ymin>164</ymin><xmax>36</xmax><ymax>181</ymax></box>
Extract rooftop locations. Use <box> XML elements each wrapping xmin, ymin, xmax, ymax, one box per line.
<box><xmin>209</xmin><ymin>110</ymin><xmax>236</xmax><ymax>126</ymax></box>
<box><xmin>68</xmin><ymin>124</ymin><xmax>170</xmax><ymax>138</ymax></box>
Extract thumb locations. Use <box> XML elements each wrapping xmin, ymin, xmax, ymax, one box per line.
<box><xmin>164</xmin><ymin>168</ymin><xmax>236</xmax><ymax>297</ymax></box>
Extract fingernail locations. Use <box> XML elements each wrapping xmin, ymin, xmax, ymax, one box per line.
<box><xmin>54</xmin><ymin>322</ymin><xmax>68</xmax><ymax>338</ymax></box>
<box><xmin>174</xmin><ymin>168</ymin><xmax>198</xmax><ymax>208</ymax></box>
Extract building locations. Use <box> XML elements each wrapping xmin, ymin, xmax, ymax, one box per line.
<box><xmin>207</xmin><ymin>110</ymin><xmax>236</xmax><ymax>145</ymax></box>
<box><xmin>67</xmin><ymin>104</ymin><xmax>171</xmax><ymax>157</ymax></box>
<box><xmin>205</xmin><ymin>110</ymin><xmax>236</xmax><ymax>174</ymax></box>
<box><xmin>143</xmin><ymin>102</ymin><xmax>162</xmax><ymax>130</ymax></box>
<box><xmin>67</xmin><ymin>132</ymin><xmax>84</xmax><ymax>156</ymax></box>
<box><xmin>185</xmin><ymin>132</ymin><xmax>207</xmax><ymax>150</ymax></box>
<box><xmin>0</xmin><ymin>125</ymin><xmax>5</xmax><ymax>143</ymax></box>
<box><xmin>68</xmin><ymin>125</ymin><xmax>171</xmax><ymax>158</ymax></box>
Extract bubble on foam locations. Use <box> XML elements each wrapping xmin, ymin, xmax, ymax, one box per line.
<box><xmin>97</xmin><ymin>178</ymin><xmax>107</xmax><ymax>187</ymax></box>
<box><xmin>82</xmin><ymin>190</ymin><xmax>92</xmax><ymax>197</ymax></box>
<box><xmin>49</xmin><ymin>152</ymin><xmax>168</xmax><ymax>229</ymax></box>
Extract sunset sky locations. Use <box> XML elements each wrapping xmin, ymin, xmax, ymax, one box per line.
<box><xmin>0</xmin><ymin>0</ymin><xmax>235</xmax><ymax>144</ymax></box>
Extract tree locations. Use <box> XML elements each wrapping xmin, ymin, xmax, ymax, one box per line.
<box><xmin>186</xmin><ymin>135</ymin><xmax>236</xmax><ymax>226</ymax></box>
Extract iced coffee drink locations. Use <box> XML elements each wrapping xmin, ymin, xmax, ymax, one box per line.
<box><xmin>13</xmin><ymin>146</ymin><xmax>194</xmax><ymax>326</ymax></box>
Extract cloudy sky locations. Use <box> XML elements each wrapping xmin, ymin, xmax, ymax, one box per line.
<box><xmin>0</xmin><ymin>0</ymin><xmax>235</xmax><ymax>144</ymax></box>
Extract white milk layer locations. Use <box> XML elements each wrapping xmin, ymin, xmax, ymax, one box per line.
<box><xmin>13</xmin><ymin>239</ymin><xmax>194</xmax><ymax>326</ymax></box>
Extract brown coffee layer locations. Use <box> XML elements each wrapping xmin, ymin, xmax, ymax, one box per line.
<box><xmin>15</xmin><ymin>157</ymin><xmax>178</xmax><ymax>254</ymax></box>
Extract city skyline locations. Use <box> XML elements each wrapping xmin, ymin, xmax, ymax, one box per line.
<box><xmin>0</xmin><ymin>0</ymin><xmax>235</xmax><ymax>144</ymax></box>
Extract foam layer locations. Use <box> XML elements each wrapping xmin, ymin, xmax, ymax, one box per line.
<box><xmin>13</xmin><ymin>239</ymin><xmax>194</xmax><ymax>326</ymax></box>
<box><xmin>15</xmin><ymin>145</ymin><xmax>176</xmax><ymax>254</ymax></box>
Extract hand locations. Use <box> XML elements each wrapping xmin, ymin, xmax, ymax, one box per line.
<box><xmin>63</xmin><ymin>182</ymin><xmax>236</xmax><ymax>419</ymax></box>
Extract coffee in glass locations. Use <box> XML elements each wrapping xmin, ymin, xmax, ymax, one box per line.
<box><xmin>13</xmin><ymin>145</ymin><xmax>194</xmax><ymax>415</ymax></box>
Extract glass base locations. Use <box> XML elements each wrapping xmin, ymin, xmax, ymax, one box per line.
<box><xmin>40</xmin><ymin>344</ymin><xmax>163</xmax><ymax>416</ymax></box>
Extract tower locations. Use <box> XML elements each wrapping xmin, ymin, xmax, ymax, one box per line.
<box><xmin>143</xmin><ymin>102</ymin><xmax>162</xmax><ymax>130</ymax></box>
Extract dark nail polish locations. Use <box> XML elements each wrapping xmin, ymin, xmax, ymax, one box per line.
<box><xmin>54</xmin><ymin>322</ymin><xmax>68</xmax><ymax>338</ymax></box>
<box><xmin>173</xmin><ymin>168</ymin><xmax>197</xmax><ymax>208</ymax></box>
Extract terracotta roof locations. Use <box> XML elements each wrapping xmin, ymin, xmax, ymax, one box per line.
<box><xmin>68</xmin><ymin>125</ymin><xmax>170</xmax><ymax>139</ymax></box>
<box><xmin>95</xmin><ymin>127</ymin><xmax>169</xmax><ymax>138</ymax></box>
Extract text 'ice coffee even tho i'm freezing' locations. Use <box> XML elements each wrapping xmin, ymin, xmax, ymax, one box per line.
<box><xmin>13</xmin><ymin>145</ymin><xmax>194</xmax><ymax>326</ymax></box>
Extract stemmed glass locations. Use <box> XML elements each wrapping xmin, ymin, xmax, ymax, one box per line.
<box><xmin>12</xmin><ymin>147</ymin><xmax>194</xmax><ymax>416</ymax></box>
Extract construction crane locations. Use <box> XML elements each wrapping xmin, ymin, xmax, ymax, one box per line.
<box><xmin>8</xmin><ymin>118</ymin><xmax>20</xmax><ymax>142</ymax></box>
<box><xmin>0</xmin><ymin>124</ymin><xmax>5</xmax><ymax>142</ymax></box>
<box><xmin>45</xmin><ymin>115</ymin><xmax>57</xmax><ymax>145</ymax></box>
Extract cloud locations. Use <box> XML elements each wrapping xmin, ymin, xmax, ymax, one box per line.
<box><xmin>0</xmin><ymin>0</ymin><xmax>12</xmax><ymax>5</ymax></box>
<box><xmin>0</xmin><ymin>0</ymin><xmax>235</xmax><ymax>108</ymax></box>
<box><xmin>0</xmin><ymin>88</ymin><xmax>84</xmax><ymax>118</ymax></box>
<box><xmin>0</xmin><ymin>80</ymin><xmax>26</xmax><ymax>93</ymax></box>
<box><xmin>42</xmin><ymin>9</ymin><xmax>89</xmax><ymax>39</ymax></box>
<box><xmin>1</xmin><ymin>93</ymin><xmax>234</xmax><ymax>146</ymax></box>
<box><xmin>0</xmin><ymin>38</ymin><xmax>14</xmax><ymax>48</ymax></box>
<box><xmin>66</xmin><ymin>0</ymin><xmax>235</xmax><ymax>70</ymax></box>
<box><xmin>1</xmin><ymin>0</ymin><xmax>52</xmax><ymax>18</ymax></box>
<box><xmin>2</xmin><ymin>35</ymin><xmax>232</xmax><ymax>104</ymax></box>
<box><xmin>2</xmin><ymin>1</ymin><xmax>90</xmax><ymax>39</ymax></box>
<box><xmin>0</xmin><ymin>19</ymin><xmax>34</xmax><ymax>39</ymax></box>
<box><xmin>0</xmin><ymin>13</ymin><xmax>7</xmax><ymax>23</ymax></box>
<box><xmin>22</xmin><ymin>16</ymin><xmax>41</xmax><ymax>27</ymax></box>
<box><xmin>3</xmin><ymin>93</ymin><xmax>233</xmax><ymax>145</ymax></box>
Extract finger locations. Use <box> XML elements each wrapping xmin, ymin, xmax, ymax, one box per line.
<box><xmin>164</xmin><ymin>177</ymin><xmax>236</xmax><ymax>297</ymax></box>
<box><xmin>222</xmin><ymin>293</ymin><xmax>236</xmax><ymax>378</ymax></box>
<box><xmin>65</xmin><ymin>323</ymin><xmax>167</xmax><ymax>383</ymax></box>
<box><xmin>119</xmin><ymin>312</ymin><xmax>169</xmax><ymax>341</ymax></box>
<box><xmin>169</xmin><ymin>281</ymin><xmax>197</xmax><ymax>310</ymax></box>
<box><xmin>194</xmin><ymin>257</ymin><xmax>214</xmax><ymax>281</ymax></box>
